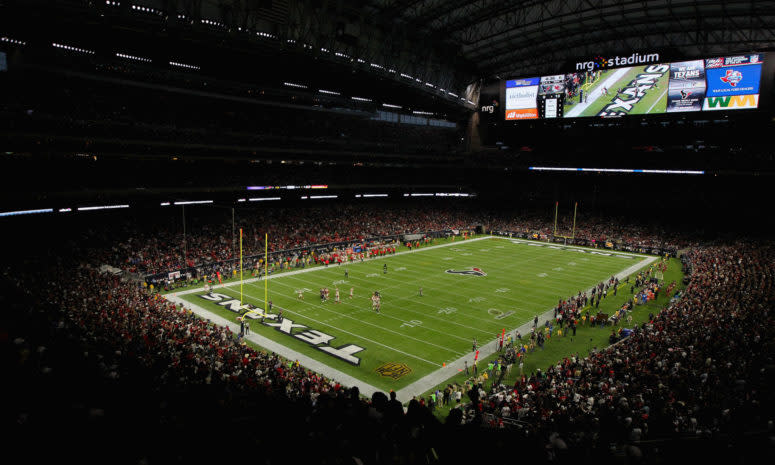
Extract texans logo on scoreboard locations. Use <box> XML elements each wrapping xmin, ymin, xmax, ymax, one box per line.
<box><xmin>720</xmin><ymin>69</ymin><xmax>743</xmax><ymax>87</ymax></box>
<box><xmin>445</xmin><ymin>267</ymin><xmax>487</xmax><ymax>277</ymax></box>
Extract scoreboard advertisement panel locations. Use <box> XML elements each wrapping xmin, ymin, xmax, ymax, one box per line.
<box><xmin>666</xmin><ymin>60</ymin><xmax>706</xmax><ymax>113</ymax></box>
<box><xmin>495</xmin><ymin>52</ymin><xmax>766</xmax><ymax>121</ymax></box>
<box><xmin>505</xmin><ymin>78</ymin><xmax>540</xmax><ymax>120</ymax></box>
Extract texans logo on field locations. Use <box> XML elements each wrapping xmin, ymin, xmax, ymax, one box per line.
<box><xmin>445</xmin><ymin>267</ymin><xmax>487</xmax><ymax>277</ymax></box>
<box><xmin>720</xmin><ymin>69</ymin><xmax>743</xmax><ymax>87</ymax></box>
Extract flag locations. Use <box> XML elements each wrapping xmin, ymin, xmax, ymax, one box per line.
<box><xmin>216</xmin><ymin>271</ymin><xmax>222</xmax><ymax>284</ymax></box>
<box><xmin>474</xmin><ymin>350</ymin><xmax>479</xmax><ymax>361</ymax></box>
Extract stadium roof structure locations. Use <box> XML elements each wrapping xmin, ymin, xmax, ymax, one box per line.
<box><xmin>5</xmin><ymin>0</ymin><xmax>773</xmax><ymax>106</ymax></box>
<box><xmin>364</xmin><ymin>0</ymin><xmax>775</xmax><ymax>79</ymax></box>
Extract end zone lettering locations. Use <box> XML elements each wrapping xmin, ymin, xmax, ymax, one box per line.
<box><xmin>198</xmin><ymin>292</ymin><xmax>365</xmax><ymax>365</ymax></box>
<box><xmin>598</xmin><ymin>64</ymin><xmax>669</xmax><ymax>117</ymax></box>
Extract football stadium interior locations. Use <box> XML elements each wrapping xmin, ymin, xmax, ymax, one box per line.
<box><xmin>2</xmin><ymin>1</ymin><xmax>774</xmax><ymax>464</ymax></box>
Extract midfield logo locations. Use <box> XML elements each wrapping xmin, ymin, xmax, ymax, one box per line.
<box><xmin>445</xmin><ymin>267</ymin><xmax>487</xmax><ymax>277</ymax></box>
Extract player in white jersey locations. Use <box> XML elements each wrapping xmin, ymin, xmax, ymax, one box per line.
<box><xmin>297</xmin><ymin>289</ymin><xmax>304</xmax><ymax>300</ymax></box>
<box><xmin>349</xmin><ymin>287</ymin><xmax>354</xmax><ymax>299</ymax></box>
<box><xmin>335</xmin><ymin>288</ymin><xmax>340</xmax><ymax>303</ymax></box>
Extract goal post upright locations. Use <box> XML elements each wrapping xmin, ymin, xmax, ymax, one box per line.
<box><xmin>553</xmin><ymin>201</ymin><xmax>558</xmax><ymax>237</ymax></box>
<box><xmin>240</xmin><ymin>228</ymin><xmax>243</xmax><ymax>306</ymax></box>
<box><xmin>264</xmin><ymin>233</ymin><xmax>268</xmax><ymax>314</ymax></box>
<box><xmin>571</xmin><ymin>201</ymin><xmax>578</xmax><ymax>240</ymax></box>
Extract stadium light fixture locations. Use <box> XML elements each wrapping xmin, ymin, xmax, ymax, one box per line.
<box><xmin>77</xmin><ymin>204</ymin><xmax>129</xmax><ymax>211</ymax></box>
<box><xmin>169</xmin><ymin>61</ymin><xmax>200</xmax><ymax>70</ymax></box>
<box><xmin>172</xmin><ymin>200</ymin><xmax>213</xmax><ymax>205</ymax></box>
<box><xmin>0</xmin><ymin>208</ymin><xmax>54</xmax><ymax>217</ymax></box>
<box><xmin>160</xmin><ymin>202</ymin><xmax>171</xmax><ymax>206</ymax></box>
<box><xmin>528</xmin><ymin>167</ymin><xmax>705</xmax><ymax>175</ymax></box>
<box><xmin>382</xmin><ymin>103</ymin><xmax>402</xmax><ymax>109</ymax></box>
<box><xmin>116</xmin><ymin>52</ymin><xmax>152</xmax><ymax>63</ymax></box>
<box><xmin>318</xmin><ymin>89</ymin><xmax>340</xmax><ymax>96</ymax></box>
<box><xmin>434</xmin><ymin>193</ymin><xmax>470</xmax><ymax>197</ymax></box>
<box><xmin>410</xmin><ymin>193</ymin><xmax>434</xmax><ymax>197</ymax></box>
<box><xmin>356</xmin><ymin>58</ymin><xmax>366</xmax><ymax>63</ymax></box>
<box><xmin>310</xmin><ymin>195</ymin><xmax>337</xmax><ymax>199</ymax></box>
<box><xmin>370</xmin><ymin>63</ymin><xmax>384</xmax><ymax>69</ymax></box>
<box><xmin>1</xmin><ymin>36</ymin><xmax>27</xmax><ymax>46</ymax></box>
<box><xmin>351</xmin><ymin>96</ymin><xmax>372</xmax><ymax>102</ymax></box>
<box><xmin>105</xmin><ymin>1</ymin><xmax>121</xmax><ymax>6</ymax></box>
<box><xmin>58</xmin><ymin>208</ymin><xmax>72</xmax><ymax>213</ymax></box>
<box><xmin>412</xmin><ymin>110</ymin><xmax>433</xmax><ymax>116</ymax></box>
<box><xmin>361</xmin><ymin>194</ymin><xmax>388</xmax><ymax>198</ymax></box>
<box><xmin>248</xmin><ymin>197</ymin><xmax>281</xmax><ymax>202</ymax></box>
<box><xmin>130</xmin><ymin>4</ymin><xmax>162</xmax><ymax>15</ymax></box>
<box><xmin>283</xmin><ymin>82</ymin><xmax>307</xmax><ymax>89</ymax></box>
<box><xmin>52</xmin><ymin>43</ymin><xmax>95</xmax><ymax>55</ymax></box>
<box><xmin>237</xmin><ymin>199</ymin><xmax>246</xmax><ymax>202</ymax></box>
<box><xmin>201</xmin><ymin>18</ymin><xmax>225</xmax><ymax>28</ymax></box>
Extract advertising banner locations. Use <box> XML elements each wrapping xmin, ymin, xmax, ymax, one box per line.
<box><xmin>505</xmin><ymin>77</ymin><xmax>539</xmax><ymax>120</ymax></box>
<box><xmin>705</xmin><ymin>65</ymin><xmax>762</xmax><ymax>97</ymax></box>
<box><xmin>666</xmin><ymin>60</ymin><xmax>706</xmax><ymax>112</ymax></box>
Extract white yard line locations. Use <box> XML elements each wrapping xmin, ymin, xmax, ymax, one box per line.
<box><xmin>227</xmin><ymin>286</ymin><xmax>467</xmax><ymax>355</ymax></box>
<box><xmin>647</xmin><ymin>87</ymin><xmax>668</xmax><ymax>114</ymax></box>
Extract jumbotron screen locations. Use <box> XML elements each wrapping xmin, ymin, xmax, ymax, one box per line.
<box><xmin>501</xmin><ymin>53</ymin><xmax>764</xmax><ymax>120</ymax></box>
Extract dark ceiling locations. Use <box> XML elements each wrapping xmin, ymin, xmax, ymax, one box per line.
<box><xmin>365</xmin><ymin>0</ymin><xmax>775</xmax><ymax>79</ymax></box>
<box><xmin>3</xmin><ymin>0</ymin><xmax>774</xmax><ymax>91</ymax></box>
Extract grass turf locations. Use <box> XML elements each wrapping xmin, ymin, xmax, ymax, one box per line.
<box><xmin>172</xmin><ymin>236</ymin><xmax>657</xmax><ymax>394</ymax></box>
<box><xmin>420</xmin><ymin>256</ymin><xmax>685</xmax><ymax>420</ymax></box>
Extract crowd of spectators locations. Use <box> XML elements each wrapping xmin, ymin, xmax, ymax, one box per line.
<box><xmin>94</xmin><ymin>206</ymin><xmax>690</xmax><ymax>278</ymax></box>
<box><xmin>4</xmin><ymin>210</ymin><xmax>774</xmax><ymax>463</ymax></box>
<box><xmin>458</xmin><ymin>243</ymin><xmax>775</xmax><ymax>459</ymax></box>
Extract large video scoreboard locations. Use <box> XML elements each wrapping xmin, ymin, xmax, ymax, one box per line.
<box><xmin>494</xmin><ymin>52</ymin><xmax>765</xmax><ymax>121</ymax></box>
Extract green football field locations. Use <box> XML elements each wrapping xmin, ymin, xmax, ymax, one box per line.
<box><xmin>171</xmin><ymin>236</ymin><xmax>653</xmax><ymax>394</ymax></box>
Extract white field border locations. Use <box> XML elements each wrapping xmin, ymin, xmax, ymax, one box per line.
<box><xmin>164</xmin><ymin>235</ymin><xmax>658</xmax><ymax>402</ymax></box>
